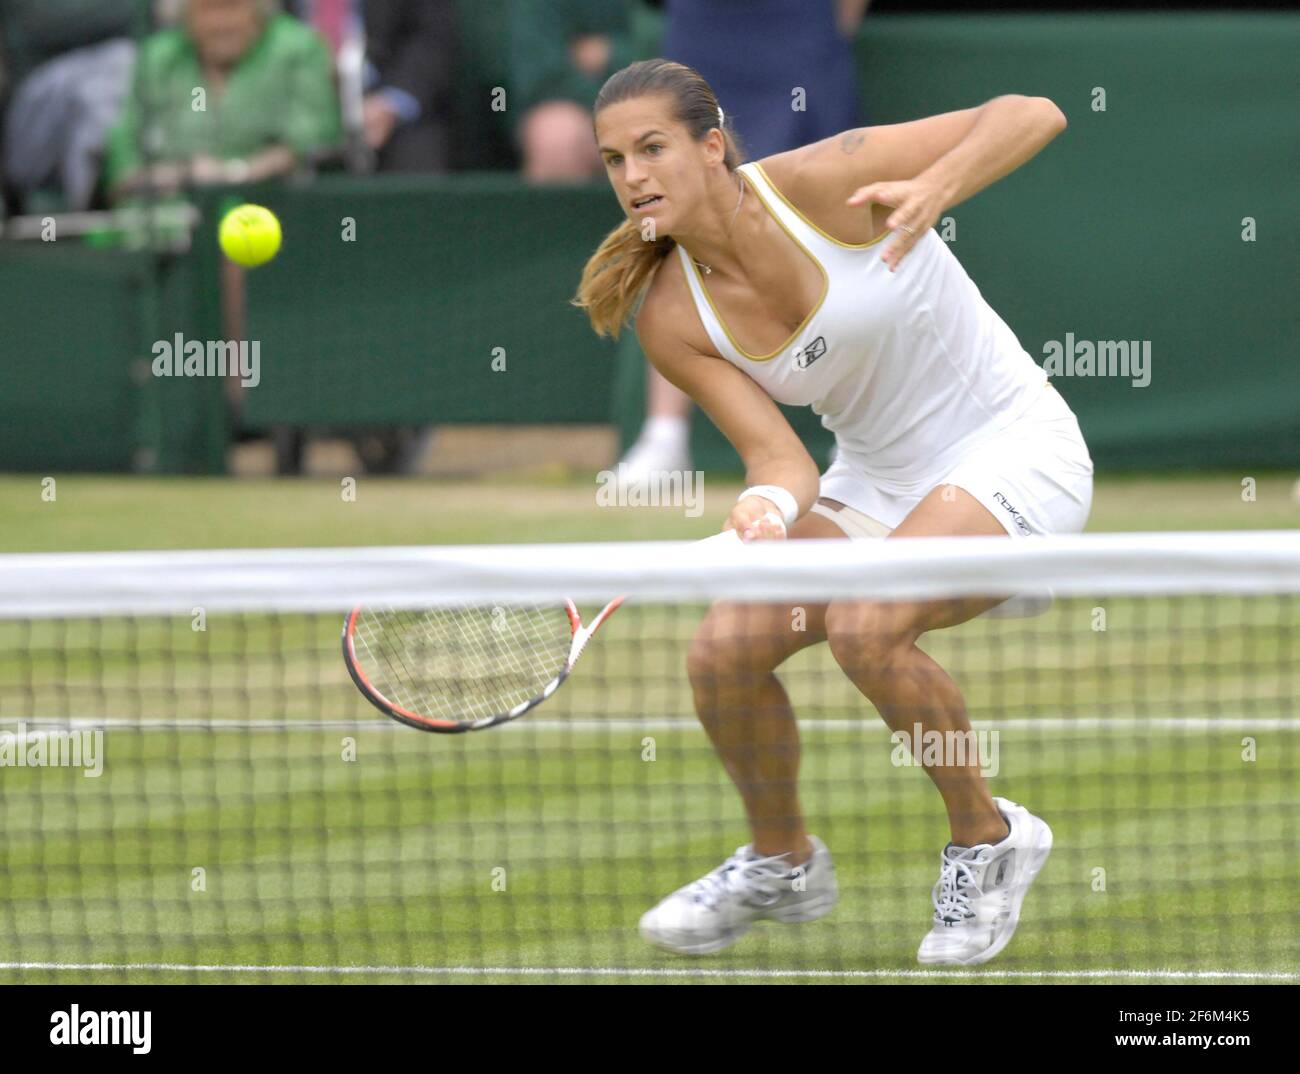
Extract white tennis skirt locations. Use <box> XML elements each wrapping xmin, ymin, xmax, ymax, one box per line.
<box><xmin>816</xmin><ymin>383</ymin><xmax>1095</xmax><ymax>540</ymax></box>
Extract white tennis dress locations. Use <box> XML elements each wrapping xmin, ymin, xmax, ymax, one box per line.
<box><xmin>675</xmin><ymin>160</ymin><xmax>1093</xmax><ymax>538</ymax></box>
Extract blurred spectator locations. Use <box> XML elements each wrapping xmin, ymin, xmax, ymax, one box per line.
<box><xmin>99</xmin><ymin>0</ymin><xmax>342</xmax><ymax>477</ymax></box>
<box><xmin>508</xmin><ymin>0</ymin><xmax>654</xmax><ymax>184</ymax></box>
<box><xmin>105</xmin><ymin>0</ymin><xmax>341</xmax><ymax>200</ymax></box>
<box><xmin>285</xmin><ymin>0</ymin><xmax>457</xmax><ymax>173</ymax></box>
<box><xmin>278</xmin><ymin>2</ymin><xmax>454</xmax><ymax>472</ymax></box>
<box><xmin>661</xmin><ymin>0</ymin><xmax>866</xmax><ymax>159</ymax></box>
<box><xmin>617</xmin><ymin>0</ymin><xmax>868</xmax><ymax>481</ymax></box>
<box><xmin>0</xmin><ymin>0</ymin><xmax>141</xmax><ymax>211</ymax></box>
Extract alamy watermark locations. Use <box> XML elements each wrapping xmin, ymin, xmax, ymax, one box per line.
<box><xmin>0</xmin><ymin>723</ymin><xmax>103</xmax><ymax>777</ymax></box>
<box><xmin>50</xmin><ymin>1004</ymin><xmax>150</xmax><ymax>1053</ymax></box>
<box><xmin>1042</xmin><ymin>334</ymin><xmax>1150</xmax><ymax>387</ymax></box>
<box><xmin>152</xmin><ymin>332</ymin><xmax>260</xmax><ymax>387</ymax></box>
<box><xmin>596</xmin><ymin>466</ymin><xmax>704</xmax><ymax>517</ymax></box>
<box><xmin>890</xmin><ymin>723</ymin><xmax>999</xmax><ymax>777</ymax></box>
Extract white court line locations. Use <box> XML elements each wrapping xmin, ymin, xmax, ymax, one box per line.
<box><xmin>3</xmin><ymin>715</ymin><xmax>1299</xmax><ymax>733</ymax></box>
<box><xmin>1</xmin><ymin>961</ymin><xmax>1296</xmax><ymax>981</ymax></box>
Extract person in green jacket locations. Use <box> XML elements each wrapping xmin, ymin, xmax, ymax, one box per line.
<box><xmin>106</xmin><ymin>0</ymin><xmax>341</xmax><ymax>199</ymax></box>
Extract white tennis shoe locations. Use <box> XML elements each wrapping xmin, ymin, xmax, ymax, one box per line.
<box><xmin>917</xmin><ymin>796</ymin><xmax>1053</xmax><ymax>966</ymax></box>
<box><xmin>640</xmin><ymin>837</ymin><xmax>837</xmax><ymax>955</ymax></box>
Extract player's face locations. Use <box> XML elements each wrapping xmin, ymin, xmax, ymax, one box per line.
<box><xmin>596</xmin><ymin>97</ymin><xmax>716</xmax><ymax>233</ymax></box>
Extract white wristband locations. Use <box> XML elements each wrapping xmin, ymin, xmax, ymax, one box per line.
<box><xmin>739</xmin><ymin>485</ymin><xmax>799</xmax><ymax>528</ymax></box>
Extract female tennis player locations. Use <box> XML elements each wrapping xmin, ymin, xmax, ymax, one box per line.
<box><xmin>573</xmin><ymin>60</ymin><xmax>1093</xmax><ymax>965</ymax></box>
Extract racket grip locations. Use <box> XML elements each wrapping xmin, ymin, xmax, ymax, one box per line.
<box><xmin>698</xmin><ymin>511</ymin><xmax>789</xmax><ymax>545</ymax></box>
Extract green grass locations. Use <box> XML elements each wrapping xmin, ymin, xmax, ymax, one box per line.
<box><xmin>0</xmin><ymin>716</ymin><xmax>1296</xmax><ymax>983</ymax></box>
<box><xmin>0</xmin><ymin>472</ymin><xmax>1297</xmax><ymax>983</ymax></box>
<box><xmin>1</xmin><ymin>598</ymin><xmax>1297</xmax><ymax>983</ymax></box>
<box><xmin>0</xmin><ymin>471</ymin><xmax>1296</xmax><ymax>552</ymax></box>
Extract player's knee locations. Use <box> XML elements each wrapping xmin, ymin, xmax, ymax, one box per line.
<box><xmin>686</xmin><ymin>605</ymin><xmax>780</xmax><ymax>694</ymax></box>
<box><xmin>824</xmin><ymin>601</ymin><xmax>916</xmax><ymax>682</ymax></box>
<box><xmin>687</xmin><ymin>633</ymin><xmax>748</xmax><ymax>697</ymax></box>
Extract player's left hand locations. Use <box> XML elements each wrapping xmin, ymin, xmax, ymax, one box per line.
<box><xmin>846</xmin><ymin>177</ymin><xmax>946</xmax><ymax>272</ymax></box>
<box><xmin>726</xmin><ymin>497</ymin><xmax>788</xmax><ymax>542</ymax></box>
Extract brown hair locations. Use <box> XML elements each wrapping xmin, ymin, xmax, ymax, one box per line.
<box><xmin>571</xmin><ymin>59</ymin><xmax>746</xmax><ymax>340</ymax></box>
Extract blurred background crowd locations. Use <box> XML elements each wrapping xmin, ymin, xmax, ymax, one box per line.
<box><xmin>0</xmin><ymin>0</ymin><xmax>869</xmax><ymax>476</ymax></box>
<box><xmin>0</xmin><ymin>0</ymin><xmax>868</xmax><ymax>209</ymax></box>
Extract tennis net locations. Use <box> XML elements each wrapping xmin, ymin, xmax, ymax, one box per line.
<box><xmin>1</xmin><ymin>533</ymin><xmax>1297</xmax><ymax>983</ymax></box>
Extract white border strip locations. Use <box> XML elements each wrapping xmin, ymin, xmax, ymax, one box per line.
<box><xmin>1</xmin><ymin>961</ymin><xmax>1294</xmax><ymax>981</ymax></box>
<box><xmin>1</xmin><ymin>532</ymin><xmax>1299</xmax><ymax>616</ymax></box>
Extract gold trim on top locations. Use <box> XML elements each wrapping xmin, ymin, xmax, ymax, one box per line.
<box><xmin>685</xmin><ymin>164</ymin><xmax>830</xmax><ymax>363</ymax></box>
<box><xmin>751</xmin><ymin>161</ymin><xmax>889</xmax><ymax>250</ymax></box>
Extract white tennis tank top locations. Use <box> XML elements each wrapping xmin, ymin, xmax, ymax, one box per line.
<box><xmin>675</xmin><ymin>161</ymin><xmax>1048</xmax><ymax>495</ymax></box>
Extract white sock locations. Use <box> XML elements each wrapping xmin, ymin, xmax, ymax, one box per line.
<box><xmin>636</xmin><ymin>414</ymin><xmax>689</xmax><ymax>450</ymax></box>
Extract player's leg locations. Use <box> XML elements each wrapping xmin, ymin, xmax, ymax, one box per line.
<box><xmin>640</xmin><ymin>508</ymin><xmax>846</xmax><ymax>955</ymax></box>
<box><xmin>685</xmin><ymin>507</ymin><xmax>845</xmax><ymax>861</ymax></box>
<box><xmin>822</xmin><ymin>482</ymin><xmax>1058</xmax><ymax>966</ymax></box>
<box><xmin>823</xmin><ymin>484</ymin><xmax>1011</xmax><ymax>846</ymax></box>
<box><xmin>824</xmin><ymin>389</ymin><xmax>1092</xmax><ymax>848</ymax></box>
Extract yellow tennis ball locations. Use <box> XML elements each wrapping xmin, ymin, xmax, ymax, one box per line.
<box><xmin>218</xmin><ymin>203</ymin><xmax>281</xmax><ymax>267</ymax></box>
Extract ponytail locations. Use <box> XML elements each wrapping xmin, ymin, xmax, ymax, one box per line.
<box><xmin>571</xmin><ymin>219</ymin><xmax>675</xmax><ymax>340</ymax></box>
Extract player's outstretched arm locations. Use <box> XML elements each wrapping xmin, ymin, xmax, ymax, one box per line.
<box><xmin>636</xmin><ymin>292</ymin><xmax>819</xmax><ymax>540</ymax></box>
<box><xmin>774</xmin><ymin>95</ymin><xmax>1068</xmax><ymax>271</ymax></box>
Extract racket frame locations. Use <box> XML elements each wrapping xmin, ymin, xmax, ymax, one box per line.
<box><xmin>342</xmin><ymin>596</ymin><xmax>624</xmax><ymax>734</ymax></box>
<box><xmin>343</xmin><ymin>529</ymin><xmax>739</xmax><ymax>733</ymax></box>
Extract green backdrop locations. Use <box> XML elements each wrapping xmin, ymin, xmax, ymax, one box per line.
<box><xmin>236</xmin><ymin>175</ymin><xmax>619</xmax><ymax>428</ymax></box>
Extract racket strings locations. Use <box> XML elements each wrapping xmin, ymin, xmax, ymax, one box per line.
<box><xmin>352</xmin><ymin>604</ymin><xmax>574</xmax><ymax>723</ymax></box>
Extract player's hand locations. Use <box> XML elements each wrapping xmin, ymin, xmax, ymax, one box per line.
<box><xmin>725</xmin><ymin>496</ymin><xmax>788</xmax><ymax>542</ymax></box>
<box><xmin>846</xmin><ymin>176</ymin><xmax>946</xmax><ymax>272</ymax></box>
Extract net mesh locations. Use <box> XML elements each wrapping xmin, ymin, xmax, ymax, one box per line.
<box><xmin>1</xmin><ymin>535</ymin><xmax>1298</xmax><ymax>983</ymax></box>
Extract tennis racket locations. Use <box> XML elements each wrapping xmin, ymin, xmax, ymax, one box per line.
<box><xmin>343</xmin><ymin>529</ymin><xmax>744</xmax><ymax>734</ymax></box>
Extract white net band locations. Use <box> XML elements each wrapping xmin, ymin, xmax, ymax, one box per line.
<box><xmin>1</xmin><ymin>531</ymin><xmax>1298</xmax><ymax>617</ymax></box>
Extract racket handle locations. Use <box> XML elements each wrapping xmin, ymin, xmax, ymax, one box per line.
<box><xmin>699</xmin><ymin>510</ymin><xmax>787</xmax><ymax>545</ymax></box>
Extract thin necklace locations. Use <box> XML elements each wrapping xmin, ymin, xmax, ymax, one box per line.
<box><xmin>693</xmin><ymin>173</ymin><xmax>745</xmax><ymax>276</ymax></box>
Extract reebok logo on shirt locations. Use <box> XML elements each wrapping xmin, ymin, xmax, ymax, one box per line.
<box><xmin>793</xmin><ymin>336</ymin><xmax>827</xmax><ymax>370</ymax></box>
